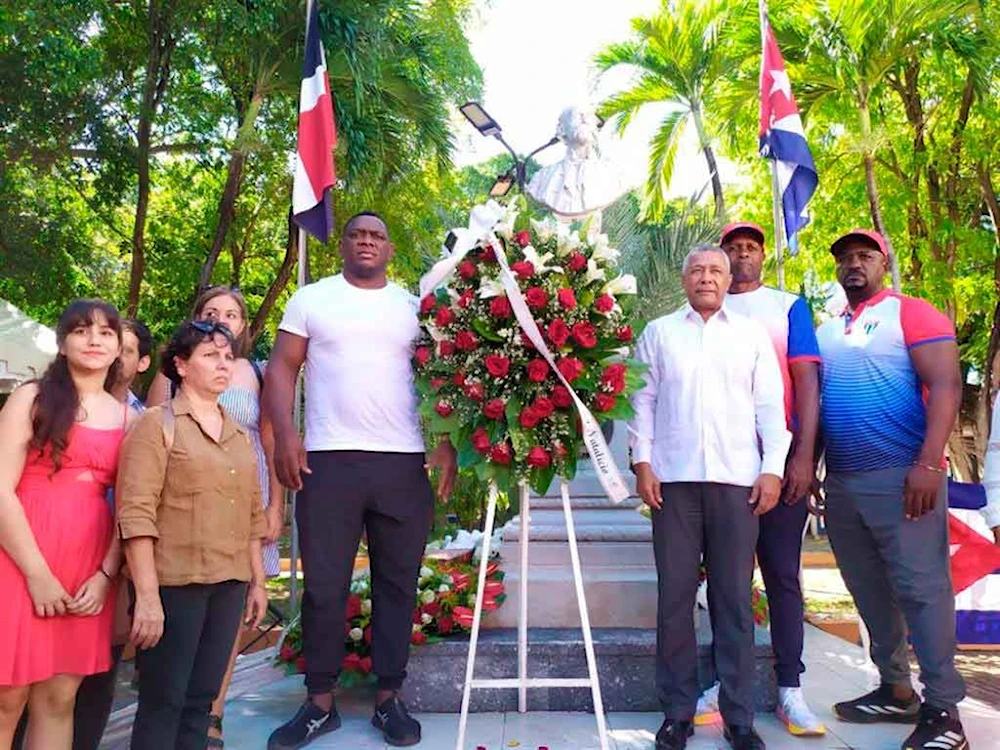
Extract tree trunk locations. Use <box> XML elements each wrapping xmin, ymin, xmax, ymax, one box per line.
<box><xmin>691</xmin><ymin>105</ymin><xmax>725</xmax><ymax>220</ymax></box>
<box><xmin>859</xmin><ymin>101</ymin><xmax>900</xmax><ymax>291</ymax></box>
<box><xmin>249</xmin><ymin>209</ymin><xmax>298</xmax><ymax>344</ymax></box>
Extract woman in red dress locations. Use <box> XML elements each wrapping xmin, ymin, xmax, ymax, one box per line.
<box><xmin>0</xmin><ymin>300</ymin><xmax>130</xmax><ymax>749</ymax></box>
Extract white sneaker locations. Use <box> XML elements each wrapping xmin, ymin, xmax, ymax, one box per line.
<box><xmin>777</xmin><ymin>686</ymin><xmax>827</xmax><ymax>736</ymax></box>
<box><xmin>694</xmin><ymin>682</ymin><xmax>721</xmax><ymax>726</ymax></box>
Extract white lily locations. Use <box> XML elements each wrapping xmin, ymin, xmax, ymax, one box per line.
<box><xmin>477</xmin><ymin>276</ymin><xmax>506</xmax><ymax>299</ymax></box>
<box><xmin>603</xmin><ymin>273</ymin><xmax>638</xmax><ymax>296</ymax></box>
<box><xmin>589</xmin><ymin>233</ymin><xmax>620</xmax><ymax>265</ymax></box>
<box><xmin>521</xmin><ymin>243</ymin><xmax>562</xmax><ymax>275</ymax></box>
<box><xmin>494</xmin><ymin>204</ymin><xmax>519</xmax><ymax>239</ymax></box>
<box><xmin>424</xmin><ymin>322</ymin><xmax>446</xmax><ymax>342</ymax></box>
<box><xmin>530</xmin><ymin>216</ymin><xmax>560</xmax><ymax>243</ymax></box>
<box><xmin>555</xmin><ymin>224</ymin><xmax>583</xmax><ymax>256</ymax></box>
<box><xmin>584</xmin><ymin>258</ymin><xmax>606</xmax><ymax>285</ymax></box>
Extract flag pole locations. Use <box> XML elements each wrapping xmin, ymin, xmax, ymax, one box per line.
<box><xmin>760</xmin><ymin>0</ymin><xmax>786</xmax><ymax>291</ymax></box>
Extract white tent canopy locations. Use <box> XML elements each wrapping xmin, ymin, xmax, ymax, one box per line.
<box><xmin>0</xmin><ymin>300</ymin><xmax>57</xmax><ymax>393</ymax></box>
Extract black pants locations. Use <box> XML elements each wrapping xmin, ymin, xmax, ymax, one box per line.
<box><xmin>12</xmin><ymin>644</ymin><xmax>124</xmax><ymax>750</ymax></box>
<box><xmin>130</xmin><ymin>581</ymin><xmax>245</xmax><ymax>750</ymax></box>
<box><xmin>298</xmin><ymin>451</ymin><xmax>434</xmax><ymax>694</ymax></box>
<box><xmin>652</xmin><ymin>482</ymin><xmax>759</xmax><ymax>727</ymax></box>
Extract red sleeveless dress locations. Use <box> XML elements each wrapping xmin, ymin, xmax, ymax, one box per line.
<box><xmin>0</xmin><ymin>423</ymin><xmax>124</xmax><ymax>686</ymax></box>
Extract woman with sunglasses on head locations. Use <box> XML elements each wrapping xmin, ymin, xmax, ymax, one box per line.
<box><xmin>147</xmin><ymin>286</ymin><xmax>282</xmax><ymax>747</ymax></box>
<box><xmin>117</xmin><ymin>320</ymin><xmax>268</xmax><ymax>750</ymax></box>
<box><xmin>0</xmin><ymin>300</ymin><xmax>130</xmax><ymax>749</ymax></box>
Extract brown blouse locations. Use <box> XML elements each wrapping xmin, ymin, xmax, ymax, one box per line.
<box><xmin>116</xmin><ymin>390</ymin><xmax>265</xmax><ymax>586</ymax></box>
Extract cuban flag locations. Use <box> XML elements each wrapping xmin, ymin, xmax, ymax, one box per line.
<box><xmin>292</xmin><ymin>0</ymin><xmax>337</xmax><ymax>244</ymax></box>
<box><xmin>947</xmin><ymin>479</ymin><xmax>1000</xmax><ymax>645</ymax></box>
<box><xmin>758</xmin><ymin>18</ymin><xmax>817</xmax><ymax>255</ymax></box>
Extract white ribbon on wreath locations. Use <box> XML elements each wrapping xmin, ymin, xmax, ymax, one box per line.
<box><xmin>419</xmin><ymin>201</ymin><xmax>631</xmax><ymax>504</ymax></box>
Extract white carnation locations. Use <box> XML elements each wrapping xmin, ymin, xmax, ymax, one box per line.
<box><xmin>348</xmin><ymin>627</ymin><xmax>364</xmax><ymax>642</ymax></box>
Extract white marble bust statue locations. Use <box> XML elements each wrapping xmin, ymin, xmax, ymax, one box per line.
<box><xmin>526</xmin><ymin>106</ymin><xmax>625</xmax><ymax>219</ymax></box>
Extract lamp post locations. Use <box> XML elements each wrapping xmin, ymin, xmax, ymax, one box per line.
<box><xmin>459</xmin><ymin>101</ymin><xmax>559</xmax><ymax>195</ymax></box>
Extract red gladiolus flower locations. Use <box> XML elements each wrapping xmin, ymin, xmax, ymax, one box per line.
<box><xmin>511</xmin><ymin>260</ymin><xmax>535</xmax><ymax>279</ymax></box>
<box><xmin>594</xmin><ymin>294</ymin><xmax>615</xmax><ymax>314</ymax></box>
<box><xmin>471</xmin><ymin>427</ymin><xmax>491</xmax><ymax>454</ymax></box>
<box><xmin>571</xmin><ymin>321</ymin><xmax>598</xmax><ymax>348</ymax></box>
<box><xmin>616</xmin><ymin>325</ymin><xmax>633</xmax><ymax>343</ymax></box>
<box><xmin>458</xmin><ymin>260</ymin><xmax>477</xmax><ymax>280</ymax></box>
<box><xmin>452</xmin><ymin>605</ymin><xmax>475</xmax><ymax>629</ymax></box>
<box><xmin>594</xmin><ymin>393</ymin><xmax>617</xmax><ymax>412</ymax></box>
<box><xmin>414</xmin><ymin>346</ymin><xmax>431</xmax><ymax>367</ymax></box>
<box><xmin>359</xmin><ymin>656</ymin><xmax>373</xmax><ymax>674</ymax></box>
<box><xmin>567</xmin><ymin>252</ymin><xmax>587</xmax><ymax>272</ymax></box>
<box><xmin>485</xmin><ymin>561</ymin><xmax>500</xmax><ymax>577</ymax></box>
<box><xmin>451</xmin><ymin>572</ymin><xmax>471</xmax><ymax>592</ymax></box>
<box><xmin>489</xmin><ymin>296</ymin><xmax>513</xmax><ymax>318</ymax></box>
<box><xmin>411</xmin><ymin>631</ymin><xmax>427</xmax><ymax>645</ymax></box>
<box><xmin>464</xmin><ymin>381</ymin><xmax>485</xmax><ymax>401</ymax></box>
<box><xmin>439</xmin><ymin>339</ymin><xmax>455</xmax><ymax>357</ymax></box>
<box><xmin>557</xmin><ymin>288</ymin><xmax>577</xmax><ymax>310</ymax></box>
<box><xmin>435</xmin><ymin>401</ymin><xmax>453</xmax><ymax>417</ymax></box>
<box><xmin>551</xmin><ymin>385</ymin><xmax>573</xmax><ymax>409</ymax></box>
<box><xmin>457</xmin><ymin>288</ymin><xmax>474</xmax><ymax>308</ymax></box>
<box><xmin>435</xmin><ymin>305</ymin><xmax>455</xmax><ymax>327</ymax></box>
<box><xmin>455</xmin><ymin>331</ymin><xmax>479</xmax><ymax>351</ymax></box>
<box><xmin>480</xmin><ymin>244</ymin><xmax>497</xmax><ymax>263</ymax></box>
<box><xmin>531</xmin><ymin>397</ymin><xmax>554</xmax><ymax>419</ymax></box>
<box><xmin>483</xmin><ymin>398</ymin><xmax>505</xmax><ymax>420</ymax></box>
<box><xmin>482</xmin><ymin>598</ymin><xmax>499</xmax><ymax>612</ymax></box>
<box><xmin>490</xmin><ymin>442</ymin><xmax>513</xmax><ymax>465</ymax></box>
<box><xmin>437</xmin><ymin>615</ymin><xmax>454</xmax><ymax>634</ymax></box>
<box><xmin>515</xmin><ymin>230</ymin><xmax>532</xmax><ymax>247</ymax></box>
<box><xmin>519</xmin><ymin>407</ymin><xmax>541</xmax><ymax>429</ymax></box>
<box><xmin>525</xmin><ymin>287</ymin><xmax>549</xmax><ymax>310</ymax></box>
<box><xmin>527</xmin><ymin>446</ymin><xmax>551</xmax><ymax>468</ymax></box>
<box><xmin>343</xmin><ymin>653</ymin><xmax>361</xmax><ymax>671</ymax></box>
<box><xmin>557</xmin><ymin>357</ymin><xmax>585</xmax><ymax>383</ymax></box>
<box><xmin>546</xmin><ymin>319</ymin><xmax>570</xmax><ymax>347</ymax></box>
<box><xmin>485</xmin><ymin>354</ymin><xmax>511</xmax><ymax>378</ymax></box>
<box><xmin>483</xmin><ymin>580</ymin><xmax>505</xmax><ymax>598</ymax></box>
<box><xmin>526</xmin><ymin>358</ymin><xmax>550</xmax><ymax>382</ymax></box>
<box><xmin>420</xmin><ymin>295</ymin><xmax>437</xmax><ymax>315</ymax></box>
<box><xmin>601</xmin><ymin>363</ymin><xmax>627</xmax><ymax>394</ymax></box>
<box><xmin>346</xmin><ymin>594</ymin><xmax>362</xmax><ymax>619</ymax></box>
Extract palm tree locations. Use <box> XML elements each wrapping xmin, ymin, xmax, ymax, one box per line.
<box><xmin>594</xmin><ymin>0</ymin><xmax>750</xmax><ymax>221</ymax></box>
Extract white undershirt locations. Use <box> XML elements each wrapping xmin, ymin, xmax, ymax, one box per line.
<box><xmin>278</xmin><ymin>274</ymin><xmax>425</xmax><ymax>453</ymax></box>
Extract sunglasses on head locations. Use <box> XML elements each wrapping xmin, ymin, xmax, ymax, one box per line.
<box><xmin>198</xmin><ymin>283</ymin><xmax>241</xmax><ymax>294</ymax></box>
<box><xmin>189</xmin><ymin>319</ymin><xmax>235</xmax><ymax>342</ymax></box>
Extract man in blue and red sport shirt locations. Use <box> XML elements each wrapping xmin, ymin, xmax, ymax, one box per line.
<box><xmin>817</xmin><ymin>229</ymin><xmax>967</xmax><ymax>750</ymax></box>
<box><xmin>692</xmin><ymin>222</ymin><xmax>825</xmax><ymax>737</ymax></box>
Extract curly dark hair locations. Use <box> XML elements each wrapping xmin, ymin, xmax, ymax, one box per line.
<box><xmin>30</xmin><ymin>299</ymin><xmax>122</xmax><ymax>472</ymax></box>
<box><xmin>161</xmin><ymin>320</ymin><xmax>235</xmax><ymax>386</ymax></box>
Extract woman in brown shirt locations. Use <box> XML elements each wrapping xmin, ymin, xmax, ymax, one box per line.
<box><xmin>116</xmin><ymin>320</ymin><xmax>267</xmax><ymax>750</ymax></box>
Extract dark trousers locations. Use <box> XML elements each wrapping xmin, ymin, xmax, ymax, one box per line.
<box><xmin>130</xmin><ymin>581</ymin><xmax>246</xmax><ymax>750</ymax></box>
<box><xmin>12</xmin><ymin>644</ymin><xmax>124</xmax><ymax>750</ymax></box>
<box><xmin>298</xmin><ymin>451</ymin><xmax>434</xmax><ymax>694</ymax></box>
<box><xmin>653</xmin><ymin>482</ymin><xmax>759</xmax><ymax>727</ymax></box>
<box><xmin>825</xmin><ymin>467</ymin><xmax>965</xmax><ymax>713</ymax></box>
<box><xmin>756</xmin><ymin>498</ymin><xmax>809</xmax><ymax>687</ymax></box>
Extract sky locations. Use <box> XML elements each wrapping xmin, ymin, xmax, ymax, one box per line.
<box><xmin>455</xmin><ymin>0</ymin><xmax>740</xmax><ymax>199</ymax></box>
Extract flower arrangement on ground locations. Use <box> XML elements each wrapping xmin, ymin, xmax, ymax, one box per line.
<box><xmin>276</xmin><ymin>557</ymin><xmax>506</xmax><ymax>684</ymax></box>
<box><xmin>415</xmin><ymin>197</ymin><xmax>646</xmax><ymax>496</ymax></box>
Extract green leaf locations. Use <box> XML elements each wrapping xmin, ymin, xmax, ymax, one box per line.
<box><xmin>472</xmin><ymin>318</ymin><xmax>505</xmax><ymax>342</ymax></box>
<box><xmin>529</xmin><ymin>464</ymin><xmax>557</xmax><ymax>495</ymax></box>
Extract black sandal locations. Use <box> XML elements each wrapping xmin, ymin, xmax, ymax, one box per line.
<box><xmin>207</xmin><ymin>713</ymin><xmax>224</xmax><ymax>748</ymax></box>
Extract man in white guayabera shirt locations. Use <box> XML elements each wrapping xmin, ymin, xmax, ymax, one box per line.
<box><xmin>629</xmin><ymin>245</ymin><xmax>791</xmax><ymax>750</ymax></box>
<box><xmin>264</xmin><ymin>212</ymin><xmax>457</xmax><ymax>750</ymax></box>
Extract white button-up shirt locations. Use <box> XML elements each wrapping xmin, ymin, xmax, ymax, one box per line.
<box><xmin>628</xmin><ymin>303</ymin><xmax>791</xmax><ymax>486</ymax></box>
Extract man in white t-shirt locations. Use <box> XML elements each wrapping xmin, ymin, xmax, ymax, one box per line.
<box><xmin>265</xmin><ymin>212</ymin><xmax>456</xmax><ymax>750</ymax></box>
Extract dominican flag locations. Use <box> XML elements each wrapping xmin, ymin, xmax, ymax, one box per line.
<box><xmin>758</xmin><ymin>18</ymin><xmax>817</xmax><ymax>255</ymax></box>
<box><xmin>292</xmin><ymin>0</ymin><xmax>337</xmax><ymax>244</ymax></box>
<box><xmin>947</xmin><ymin>479</ymin><xmax>1000</xmax><ymax>645</ymax></box>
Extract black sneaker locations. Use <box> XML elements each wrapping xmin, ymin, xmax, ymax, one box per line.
<box><xmin>724</xmin><ymin>724</ymin><xmax>766</xmax><ymax>750</ymax></box>
<box><xmin>833</xmin><ymin>684</ymin><xmax>921</xmax><ymax>724</ymax></box>
<box><xmin>267</xmin><ymin>699</ymin><xmax>341</xmax><ymax>750</ymax></box>
<box><xmin>655</xmin><ymin>719</ymin><xmax>694</xmax><ymax>750</ymax></box>
<box><xmin>372</xmin><ymin>695</ymin><xmax>421</xmax><ymax>746</ymax></box>
<box><xmin>902</xmin><ymin>705</ymin><xmax>968</xmax><ymax>750</ymax></box>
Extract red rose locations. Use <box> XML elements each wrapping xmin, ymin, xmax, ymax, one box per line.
<box><xmin>594</xmin><ymin>393</ymin><xmax>617</xmax><ymax>412</ymax></box>
<box><xmin>455</xmin><ymin>331</ymin><xmax>479</xmax><ymax>352</ymax></box>
<box><xmin>457</xmin><ymin>288</ymin><xmax>474</xmax><ymax>308</ymax></box>
<box><xmin>594</xmin><ymin>294</ymin><xmax>615</xmax><ymax>314</ymax></box>
<box><xmin>571</xmin><ymin>321</ymin><xmax>598</xmax><ymax>348</ymax></box>
<box><xmin>346</xmin><ymin>594</ymin><xmax>363</xmax><ymax>619</ymax></box>
<box><xmin>616</xmin><ymin>325</ymin><xmax>633</xmax><ymax>343</ymax></box>
<box><xmin>485</xmin><ymin>354</ymin><xmax>511</xmax><ymax>378</ymax></box>
<box><xmin>531</xmin><ymin>397</ymin><xmax>554</xmax><ymax>419</ymax></box>
<box><xmin>452</xmin><ymin>605</ymin><xmax>475</xmax><ymax>629</ymax></box>
<box><xmin>458</xmin><ymin>259</ymin><xmax>477</xmax><ymax>280</ymax></box>
<box><xmin>557</xmin><ymin>357</ymin><xmax>585</xmax><ymax>382</ymax></box>
<box><xmin>546</xmin><ymin>319</ymin><xmax>571</xmax><ymax>347</ymax></box>
<box><xmin>422</xmin><ymin>601</ymin><xmax>441</xmax><ymax>617</ymax></box>
<box><xmin>489</xmin><ymin>296</ymin><xmax>513</xmax><ymax>318</ymax></box>
<box><xmin>490</xmin><ymin>442</ymin><xmax>513</xmax><ymax>465</ymax></box>
<box><xmin>601</xmin><ymin>363</ymin><xmax>627</xmax><ymax>394</ymax></box>
<box><xmin>411</xmin><ymin>630</ymin><xmax>427</xmax><ymax>645</ymax></box>
<box><xmin>471</xmin><ymin>428</ymin><xmax>492</xmax><ymax>454</ymax></box>
<box><xmin>343</xmin><ymin>652</ymin><xmax>361</xmax><ymax>671</ymax></box>
<box><xmin>414</xmin><ymin>346</ymin><xmax>431</xmax><ymax>367</ymax></box>
<box><xmin>557</xmin><ymin>288</ymin><xmax>577</xmax><ymax>310</ymax></box>
<box><xmin>295</xmin><ymin>656</ymin><xmax>306</xmax><ymax>673</ymax></box>
<box><xmin>430</xmin><ymin>377</ymin><xmax>446</xmax><ymax>389</ymax></box>
<box><xmin>435</xmin><ymin>400</ymin><xmax>453</xmax><ymax>417</ymax></box>
<box><xmin>439</xmin><ymin>339</ymin><xmax>455</xmax><ymax>357</ymax></box>
<box><xmin>567</xmin><ymin>252</ymin><xmax>587</xmax><ymax>272</ymax></box>
<box><xmin>452</xmin><ymin>371</ymin><xmax>466</xmax><ymax>386</ymax></box>
<box><xmin>364</xmin><ymin>627</ymin><xmax>372</xmax><ymax>645</ymax></box>
<box><xmin>420</xmin><ymin>295</ymin><xmax>437</xmax><ymax>315</ymax></box>
<box><xmin>483</xmin><ymin>398</ymin><xmax>506</xmax><ymax>420</ymax></box>
<box><xmin>480</xmin><ymin>244</ymin><xmax>497</xmax><ymax>263</ymax></box>
<box><xmin>464</xmin><ymin>381</ymin><xmax>485</xmax><ymax>401</ymax></box>
<box><xmin>280</xmin><ymin>645</ymin><xmax>296</xmax><ymax>661</ymax></box>
<box><xmin>515</xmin><ymin>230</ymin><xmax>532</xmax><ymax>247</ymax></box>
<box><xmin>437</xmin><ymin>615</ymin><xmax>454</xmax><ymax>634</ymax></box>
<box><xmin>359</xmin><ymin>656</ymin><xmax>373</xmax><ymax>674</ymax></box>
<box><xmin>435</xmin><ymin>305</ymin><xmax>455</xmax><ymax>327</ymax></box>
<box><xmin>526</xmin><ymin>358</ymin><xmax>550</xmax><ymax>382</ymax></box>
<box><xmin>527</xmin><ymin>446</ymin><xmax>551</xmax><ymax>468</ymax></box>
<box><xmin>525</xmin><ymin>287</ymin><xmax>549</xmax><ymax>310</ymax></box>
<box><xmin>519</xmin><ymin>408</ymin><xmax>541</xmax><ymax>429</ymax></box>
<box><xmin>511</xmin><ymin>260</ymin><xmax>535</xmax><ymax>279</ymax></box>
<box><xmin>551</xmin><ymin>385</ymin><xmax>573</xmax><ymax>409</ymax></box>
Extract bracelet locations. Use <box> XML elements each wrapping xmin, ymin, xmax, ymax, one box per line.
<box><xmin>913</xmin><ymin>461</ymin><xmax>945</xmax><ymax>474</ymax></box>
